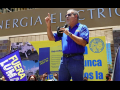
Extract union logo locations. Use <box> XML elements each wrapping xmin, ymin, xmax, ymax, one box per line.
<box><xmin>89</xmin><ymin>38</ymin><xmax>104</xmax><ymax>53</ymax></box>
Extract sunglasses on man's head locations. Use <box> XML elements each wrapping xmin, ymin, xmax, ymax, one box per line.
<box><xmin>65</xmin><ymin>13</ymin><xmax>76</xmax><ymax>18</ymax></box>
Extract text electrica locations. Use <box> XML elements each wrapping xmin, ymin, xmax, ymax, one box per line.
<box><xmin>0</xmin><ymin>8</ymin><xmax>120</xmax><ymax>30</ymax></box>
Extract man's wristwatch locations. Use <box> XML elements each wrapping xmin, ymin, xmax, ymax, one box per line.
<box><xmin>68</xmin><ymin>32</ymin><xmax>72</xmax><ymax>36</ymax></box>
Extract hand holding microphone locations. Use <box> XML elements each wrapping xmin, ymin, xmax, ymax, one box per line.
<box><xmin>45</xmin><ymin>13</ymin><xmax>69</xmax><ymax>37</ymax></box>
<box><xmin>57</xmin><ymin>24</ymin><xmax>68</xmax><ymax>37</ymax></box>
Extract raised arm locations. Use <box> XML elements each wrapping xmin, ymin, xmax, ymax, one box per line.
<box><xmin>45</xmin><ymin>13</ymin><xmax>55</xmax><ymax>41</ymax></box>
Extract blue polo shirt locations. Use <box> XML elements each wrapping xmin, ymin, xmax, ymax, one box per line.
<box><xmin>53</xmin><ymin>23</ymin><xmax>89</xmax><ymax>54</ymax></box>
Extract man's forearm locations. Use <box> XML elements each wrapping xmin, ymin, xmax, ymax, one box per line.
<box><xmin>47</xmin><ymin>26</ymin><xmax>55</xmax><ymax>41</ymax></box>
<box><xmin>69</xmin><ymin>34</ymin><xmax>87</xmax><ymax>47</ymax></box>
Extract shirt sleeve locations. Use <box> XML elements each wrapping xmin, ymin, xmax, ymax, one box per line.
<box><xmin>53</xmin><ymin>33</ymin><xmax>62</xmax><ymax>42</ymax></box>
<box><xmin>79</xmin><ymin>25</ymin><xmax>89</xmax><ymax>44</ymax></box>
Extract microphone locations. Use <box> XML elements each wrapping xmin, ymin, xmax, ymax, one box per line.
<box><xmin>63</xmin><ymin>24</ymin><xmax>68</xmax><ymax>28</ymax></box>
<box><xmin>57</xmin><ymin>24</ymin><xmax>68</xmax><ymax>37</ymax></box>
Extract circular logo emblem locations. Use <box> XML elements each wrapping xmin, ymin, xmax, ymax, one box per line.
<box><xmin>89</xmin><ymin>38</ymin><xmax>104</xmax><ymax>53</ymax></box>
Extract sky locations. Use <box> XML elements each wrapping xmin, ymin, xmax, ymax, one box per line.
<box><xmin>22</xmin><ymin>60</ymin><xmax>39</xmax><ymax>71</ymax></box>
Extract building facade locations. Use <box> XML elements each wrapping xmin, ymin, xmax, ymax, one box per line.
<box><xmin>0</xmin><ymin>8</ymin><xmax>35</xmax><ymax>14</ymax></box>
<box><xmin>0</xmin><ymin>8</ymin><xmax>120</xmax><ymax>68</ymax></box>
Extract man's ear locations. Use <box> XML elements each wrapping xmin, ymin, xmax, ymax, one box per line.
<box><xmin>75</xmin><ymin>15</ymin><xmax>78</xmax><ymax>18</ymax></box>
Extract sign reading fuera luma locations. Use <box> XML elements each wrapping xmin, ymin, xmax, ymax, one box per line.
<box><xmin>0</xmin><ymin>8</ymin><xmax>120</xmax><ymax>30</ymax></box>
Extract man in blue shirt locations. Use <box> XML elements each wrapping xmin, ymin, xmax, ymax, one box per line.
<box><xmin>45</xmin><ymin>9</ymin><xmax>89</xmax><ymax>81</ymax></box>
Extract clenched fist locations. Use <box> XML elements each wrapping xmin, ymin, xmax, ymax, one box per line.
<box><xmin>45</xmin><ymin>13</ymin><xmax>51</xmax><ymax>27</ymax></box>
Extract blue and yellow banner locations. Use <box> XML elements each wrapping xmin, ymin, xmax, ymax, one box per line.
<box><xmin>0</xmin><ymin>50</ymin><xmax>27</xmax><ymax>81</ymax></box>
<box><xmin>30</xmin><ymin>36</ymin><xmax>108</xmax><ymax>81</ymax></box>
<box><xmin>39</xmin><ymin>47</ymin><xmax>50</xmax><ymax>75</ymax></box>
<box><xmin>84</xmin><ymin>36</ymin><xmax>108</xmax><ymax>81</ymax></box>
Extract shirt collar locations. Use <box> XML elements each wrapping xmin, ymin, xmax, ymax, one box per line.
<box><xmin>69</xmin><ymin>23</ymin><xmax>80</xmax><ymax>29</ymax></box>
<box><xmin>76</xmin><ymin>23</ymin><xmax>80</xmax><ymax>26</ymax></box>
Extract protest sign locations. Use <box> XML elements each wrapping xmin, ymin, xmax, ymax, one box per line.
<box><xmin>84</xmin><ymin>36</ymin><xmax>108</xmax><ymax>81</ymax></box>
<box><xmin>0</xmin><ymin>50</ymin><xmax>27</xmax><ymax>81</ymax></box>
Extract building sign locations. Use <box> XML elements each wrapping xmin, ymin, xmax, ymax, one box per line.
<box><xmin>0</xmin><ymin>8</ymin><xmax>120</xmax><ymax>36</ymax></box>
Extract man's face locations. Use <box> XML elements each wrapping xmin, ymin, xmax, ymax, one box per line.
<box><xmin>43</xmin><ymin>73</ymin><xmax>48</xmax><ymax>78</ymax></box>
<box><xmin>83</xmin><ymin>77</ymin><xmax>88</xmax><ymax>81</ymax></box>
<box><xmin>30</xmin><ymin>76</ymin><xmax>35</xmax><ymax>81</ymax></box>
<box><xmin>53</xmin><ymin>73</ymin><xmax>58</xmax><ymax>79</ymax></box>
<box><xmin>2</xmin><ymin>76</ymin><xmax>5</xmax><ymax>81</ymax></box>
<box><xmin>109</xmin><ymin>76</ymin><xmax>111</xmax><ymax>79</ymax></box>
<box><xmin>65</xmin><ymin>10</ymin><xmax>77</xmax><ymax>25</ymax></box>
